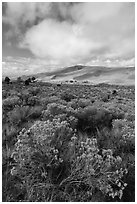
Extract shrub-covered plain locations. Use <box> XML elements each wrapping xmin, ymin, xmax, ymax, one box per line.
<box><xmin>2</xmin><ymin>81</ymin><xmax>135</xmax><ymax>202</ymax></box>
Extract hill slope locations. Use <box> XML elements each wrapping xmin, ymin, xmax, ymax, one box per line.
<box><xmin>33</xmin><ymin>65</ymin><xmax>135</xmax><ymax>86</ymax></box>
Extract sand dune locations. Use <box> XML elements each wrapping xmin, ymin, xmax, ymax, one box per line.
<box><xmin>34</xmin><ymin>65</ymin><xmax>135</xmax><ymax>86</ymax></box>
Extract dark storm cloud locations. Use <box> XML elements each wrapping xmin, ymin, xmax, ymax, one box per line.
<box><xmin>2</xmin><ymin>2</ymin><xmax>7</xmax><ymax>16</ymax></box>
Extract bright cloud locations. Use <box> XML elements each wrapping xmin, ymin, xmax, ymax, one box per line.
<box><xmin>2</xmin><ymin>56</ymin><xmax>60</xmax><ymax>77</ymax></box>
<box><xmin>20</xmin><ymin>19</ymin><xmax>101</xmax><ymax>64</ymax></box>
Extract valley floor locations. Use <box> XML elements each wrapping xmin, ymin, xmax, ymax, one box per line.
<box><xmin>2</xmin><ymin>81</ymin><xmax>135</xmax><ymax>202</ymax></box>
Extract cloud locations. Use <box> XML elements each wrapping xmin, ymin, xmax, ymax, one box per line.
<box><xmin>20</xmin><ymin>19</ymin><xmax>102</xmax><ymax>65</ymax></box>
<box><xmin>3</xmin><ymin>3</ymin><xmax>51</xmax><ymax>26</ymax></box>
<box><xmin>2</xmin><ymin>2</ymin><xmax>74</xmax><ymax>31</ymax></box>
<box><xmin>2</xmin><ymin>56</ymin><xmax>60</xmax><ymax>77</ymax></box>
<box><xmin>86</xmin><ymin>57</ymin><xmax>135</xmax><ymax>67</ymax></box>
<box><xmin>2</xmin><ymin>2</ymin><xmax>135</xmax><ymax>70</ymax></box>
<box><xmin>70</xmin><ymin>3</ymin><xmax>123</xmax><ymax>23</ymax></box>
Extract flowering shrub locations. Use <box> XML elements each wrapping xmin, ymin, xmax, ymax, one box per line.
<box><xmin>10</xmin><ymin>119</ymin><xmax>127</xmax><ymax>201</ymax></box>
<box><xmin>42</xmin><ymin>103</ymin><xmax>78</xmax><ymax>130</ymax></box>
<box><xmin>10</xmin><ymin>119</ymin><xmax>75</xmax><ymax>200</ymax></box>
<box><xmin>113</xmin><ymin>119</ymin><xmax>134</xmax><ymax>135</ymax></box>
<box><xmin>64</xmin><ymin>137</ymin><xmax>128</xmax><ymax>200</ymax></box>
<box><xmin>96</xmin><ymin>118</ymin><xmax>135</xmax><ymax>153</ymax></box>
<box><xmin>104</xmin><ymin>102</ymin><xmax>131</xmax><ymax>120</ymax></box>
<box><xmin>42</xmin><ymin>103</ymin><xmax>76</xmax><ymax>121</ymax></box>
<box><xmin>112</xmin><ymin>119</ymin><xmax>135</xmax><ymax>201</ymax></box>
<box><xmin>111</xmin><ymin>119</ymin><xmax>135</xmax><ymax>154</ymax></box>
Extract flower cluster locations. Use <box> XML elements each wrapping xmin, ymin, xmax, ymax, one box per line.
<box><xmin>42</xmin><ymin>103</ymin><xmax>77</xmax><ymax>128</ymax></box>
<box><xmin>10</xmin><ymin>119</ymin><xmax>74</xmax><ymax>182</ymax></box>
<box><xmin>112</xmin><ymin>119</ymin><xmax>135</xmax><ymax>143</ymax></box>
<box><xmin>67</xmin><ymin>137</ymin><xmax>128</xmax><ymax>200</ymax></box>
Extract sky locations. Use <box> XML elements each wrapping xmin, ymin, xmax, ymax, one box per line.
<box><xmin>2</xmin><ymin>2</ymin><xmax>135</xmax><ymax>77</ymax></box>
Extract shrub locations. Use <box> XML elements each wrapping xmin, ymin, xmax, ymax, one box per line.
<box><xmin>3</xmin><ymin>96</ymin><xmax>21</xmax><ymax>111</ymax></box>
<box><xmin>24</xmin><ymin>78</ymin><xmax>31</xmax><ymax>86</ymax></box>
<box><xmin>91</xmin><ymin>97</ymin><xmax>95</xmax><ymax>103</ymax></box>
<box><xmin>112</xmin><ymin>90</ymin><xmax>117</xmax><ymax>95</ymax></box>
<box><xmin>95</xmin><ymin>118</ymin><xmax>135</xmax><ymax>202</ymax></box>
<box><xmin>2</xmin><ymin>124</ymin><xmax>18</xmax><ymax>147</ymax></box>
<box><xmin>27</xmin><ymin>96</ymin><xmax>40</xmax><ymax>106</ymax></box>
<box><xmin>122</xmin><ymin>163</ymin><xmax>135</xmax><ymax>202</ymax></box>
<box><xmin>9</xmin><ymin>90</ymin><xmax>19</xmax><ymax>97</ymax></box>
<box><xmin>70</xmin><ymin>80</ymin><xmax>74</xmax><ymax>83</ymax></box>
<box><xmin>39</xmin><ymin>97</ymin><xmax>50</xmax><ymax>109</ymax></box>
<box><xmin>25</xmin><ymin>80</ymin><xmax>30</xmax><ymax>85</ymax></box>
<box><xmin>10</xmin><ymin>120</ymin><xmax>74</xmax><ymax>199</ymax></box>
<box><xmin>40</xmin><ymin>96</ymin><xmax>67</xmax><ymax>110</ymax></box>
<box><xmin>76</xmin><ymin>106</ymin><xmax>113</xmax><ymax>134</ymax></box>
<box><xmin>10</xmin><ymin>123</ymin><xmax>128</xmax><ymax>201</ymax></box>
<box><xmin>111</xmin><ymin>119</ymin><xmax>135</xmax><ymax>155</ymax></box>
<box><xmin>65</xmin><ymin>137</ymin><xmax>128</xmax><ymax>201</ymax></box>
<box><xmin>60</xmin><ymin>92</ymin><xmax>76</xmax><ymax>102</ymax></box>
<box><xmin>47</xmin><ymin>103</ymin><xmax>67</xmax><ymax>115</ymax></box>
<box><xmin>67</xmin><ymin>99</ymin><xmax>78</xmax><ymax>109</ymax></box>
<box><xmin>42</xmin><ymin>103</ymin><xmax>65</xmax><ymax>120</ymax></box>
<box><xmin>28</xmin><ymin>87</ymin><xmax>40</xmax><ymax>96</ymax></box>
<box><xmin>95</xmin><ymin>118</ymin><xmax>135</xmax><ymax>154</ymax></box>
<box><xmin>125</xmin><ymin>113</ymin><xmax>135</xmax><ymax>122</ymax></box>
<box><xmin>104</xmin><ymin>104</ymin><xmax>125</xmax><ymax>120</ymax></box>
<box><xmin>2</xmin><ymin>90</ymin><xmax>10</xmax><ymax>99</ymax></box>
<box><xmin>29</xmin><ymin>106</ymin><xmax>43</xmax><ymax>119</ymax></box>
<box><xmin>19</xmin><ymin>90</ymin><xmax>31</xmax><ymax>105</ymax></box>
<box><xmin>17</xmin><ymin>77</ymin><xmax>22</xmax><ymax>83</ymax></box>
<box><xmin>78</xmin><ymin>98</ymin><xmax>91</xmax><ymax>108</ymax></box>
<box><xmin>4</xmin><ymin>77</ymin><xmax>10</xmax><ymax>84</ymax></box>
<box><xmin>111</xmin><ymin>119</ymin><xmax>135</xmax><ymax>201</ymax></box>
<box><xmin>2</xmin><ymin>146</ymin><xmax>23</xmax><ymax>202</ymax></box>
<box><xmin>7</xmin><ymin>106</ymin><xmax>30</xmax><ymax>125</ymax></box>
<box><xmin>102</xmin><ymin>94</ymin><xmax>110</xmax><ymax>102</ymax></box>
<box><xmin>48</xmin><ymin>96</ymin><xmax>61</xmax><ymax>103</ymax></box>
<box><xmin>31</xmin><ymin>77</ymin><xmax>36</xmax><ymax>81</ymax></box>
<box><xmin>8</xmin><ymin>106</ymin><xmax>43</xmax><ymax>126</ymax></box>
<box><xmin>42</xmin><ymin>103</ymin><xmax>76</xmax><ymax>121</ymax></box>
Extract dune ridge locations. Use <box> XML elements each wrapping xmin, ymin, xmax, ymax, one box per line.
<box><xmin>32</xmin><ymin>65</ymin><xmax>135</xmax><ymax>86</ymax></box>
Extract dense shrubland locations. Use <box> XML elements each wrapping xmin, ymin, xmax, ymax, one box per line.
<box><xmin>2</xmin><ymin>81</ymin><xmax>135</xmax><ymax>202</ymax></box>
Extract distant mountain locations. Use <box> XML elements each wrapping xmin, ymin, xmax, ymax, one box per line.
<box><xmin>31</xmin><ymin>65</ymin><xmax>135</xmax><ymax>86</ymax></box>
